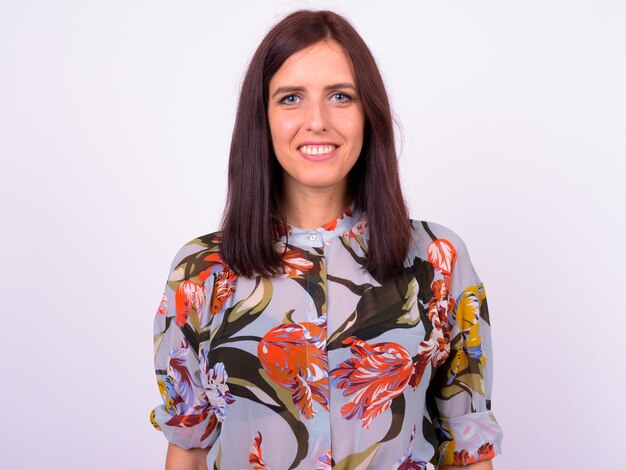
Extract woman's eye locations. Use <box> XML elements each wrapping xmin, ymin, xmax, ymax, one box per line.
<box><xmin>279</xmin><ymin>94</ymin><xmax>300</xmax><ymax>105</ymax></box>
<box><xmin>333</xmin><ymin>92</ymin><xmax>353</xmax><ymax>102</ymax></box>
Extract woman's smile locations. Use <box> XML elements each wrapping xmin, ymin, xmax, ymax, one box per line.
<box><xmin>297</xmin><ymin>143</ymin><xmax>339</xmax><ymax>161</ymax></box>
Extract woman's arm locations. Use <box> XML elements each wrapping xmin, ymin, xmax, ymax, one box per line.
<box><xmin>440</xmin><ymin>460</ymin><xmax>493</xmax><ymax>470</ymax></box>
<box><xmin>165</xmin><ymin>443</ymin><xmax>209</xmax><ymax>470</ymax></box>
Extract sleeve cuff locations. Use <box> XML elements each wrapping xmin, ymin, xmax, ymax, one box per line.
<box><xmin>150</xmin><ymin>404</ymin><xmax>218</xmax><ymax>450</ymax></box>
<box><xmin>433</xmin><ymin>410</ymin><xmax>503</xmax><ymax>465</ymax></box>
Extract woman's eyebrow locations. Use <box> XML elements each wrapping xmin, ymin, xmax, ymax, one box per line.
<box><xmin>271</xmin><ymin>82</ymin><xmax>357</xmax><ymax>99</ymax></box>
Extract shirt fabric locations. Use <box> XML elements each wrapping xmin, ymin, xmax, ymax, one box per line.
<box><xmin>150</xmin><ymin>199</ymin><xmax>504</xmax><ymax>469</ymax></box>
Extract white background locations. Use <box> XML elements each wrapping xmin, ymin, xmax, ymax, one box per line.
<box><xmin>1</xmin><ymin>1</ymin><xmax>625</xmax><ymax>468</ymax></box>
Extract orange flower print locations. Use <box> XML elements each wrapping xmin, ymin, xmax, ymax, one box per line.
<box><xmin>274</xmin><ymin>241</ymin><xmax>314</xmax><ymax>278</ymax></box>
<box><xmin>453</xmin><ymin>449</ymin><xmax>471</xmax><ymax>465</ymax></box>
<box><xmin>156</xmin><ymin>291</ymin><xmax>167</xmax><ymax>315</ymax></box>
<box><xmin>174</xmin><ymin>280</ymin><xmax>205</xmax><ymax>328</ymax></box>
<box><xmin>329</xmin><ymin>337</ymin><xmax>413</xmax><ymax>429</ymax></box>
<box><xmin>258</xmin><ymin>315</ymin><xmax>329</xmax><ymax>419</ymax></box>
<box><xmin>427</xmin><ymin>238</ymin><xmax>457</xmax><ymax>290</ymax></box>
<box><xmin>185</xmin><ymin>249</ymin><xmax>237</xmax><ymax>317</ymax></box>
<box><xmin>200</xmin><ymin>251</ymin><xmax>227</xmax><ymax>281</ymax></box>
<box><xmin>477</xmin><ymin>442</ymin><xmax>495</xmax><ymax>460</ymax></box>
<box><xmin>249</xmin><ymin>431</ymin><xmax>270</xmax><ymax>470</ymax></box>
<box><xmin>196</xmin><ymin>250</ymin><xmax>226</xmax><ymax>285</ymax></box>
<box><xmin>342</xmin><ymin>218</ymin><xmax>368</xmax><ymax>239</ymax></box>
<box><xmin>452</xmin><ymin>442</ymin><xmax>495</xmax><ymax>465</ymax></box>
<box><xmin>427</xmin><ymin>279</ymin><xmax>453</xmax><ymax>367</ymax></box>
<box><xmin>210</xmin><ymin>268</ymin><xmax>237</xmax><ymax>316</ymax></box>
<box><xmin>409</xmin><ymin>279</ymin><xmax>452</xmax><ymax>388</ymax></box>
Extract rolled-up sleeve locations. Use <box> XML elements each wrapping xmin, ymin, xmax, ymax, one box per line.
<box><xmin>425</xmin><ymin>233</ymin><xmax>504</xmax><ymax>466</ymax></box>
<box><xmin>149</xmin><ymin>242</ymin><xmax>220</xmax><ymax>450</ymax></box>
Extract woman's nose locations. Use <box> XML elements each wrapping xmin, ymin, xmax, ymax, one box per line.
<box><xmin>304</xmin><ymin>101</ymin><xmax>328</xmax><ymax>132</ymax></box>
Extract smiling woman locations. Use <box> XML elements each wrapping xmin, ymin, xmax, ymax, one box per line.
<box><xmin>149</xmin><ymin>8</ymin><xmax>503</xmax><ymax>469</ymax></box>
<box><xmin>216</xmin><ymin>8</ymin><xmax>414</xmax><ymax>282</ymax></box>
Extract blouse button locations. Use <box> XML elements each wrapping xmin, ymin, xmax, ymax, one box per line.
<box><xmin>309</xmin><ymin>233</ymin><xmax>316</xmax><ymax>241</ymax></box>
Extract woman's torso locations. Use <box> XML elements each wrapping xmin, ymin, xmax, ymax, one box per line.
<box><xmin>195</xmin><ymin>203</ymin><xmax>453</xmax><ymax>469</ymax></box>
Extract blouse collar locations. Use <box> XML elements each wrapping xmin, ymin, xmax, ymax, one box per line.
<box><xmin>272</xmin><ymin>199</ymin><xmax>365</xmax><ymax>248</ymax></box>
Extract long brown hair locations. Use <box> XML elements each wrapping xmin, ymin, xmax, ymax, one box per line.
<box><xmin>220</xmin><ymin>9</ymin><xmax>412</xmax><ymax>282</ymax></box>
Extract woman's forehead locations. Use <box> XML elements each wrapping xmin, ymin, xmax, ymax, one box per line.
<box><xmin>270</xmin><ymin>41</ymin><xmax>356</xmax><ymax>88</ymax></box>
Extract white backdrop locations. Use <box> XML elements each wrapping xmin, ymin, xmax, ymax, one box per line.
<box><xmin>1</xmin><ymin>1</ymin><xmax>624</xmax><ymax>468</ymax></box>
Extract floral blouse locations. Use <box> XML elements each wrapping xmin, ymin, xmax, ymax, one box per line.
<box><xmin>150</xmin><ymin>199</ymin><xmax>503</xmax><ymax>469</ymax></box>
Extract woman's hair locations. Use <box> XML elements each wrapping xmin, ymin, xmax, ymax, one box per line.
<box><xmin>220</xmin><ymin>9</ymin><xmax>412</xmax><ymax>282</ymax></box>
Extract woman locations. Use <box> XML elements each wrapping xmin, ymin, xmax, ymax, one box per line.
<box><xmin>150</xmin><ymin>9</ymin><xmax>503</xmax><ymax>469</ymax></box>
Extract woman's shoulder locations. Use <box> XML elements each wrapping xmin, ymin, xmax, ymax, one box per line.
<box><xmin>407</xmin><ymin>218</ymin><xmax>481</xmax><ymax>293</ymax></box>
<box><xmin>166</xmin><ymin>230</ymin><xmax>228</xmax><ymax>279</ymax></box>
<box><xmin>408</xmin><ymin>218</ymin><xmax>471</xmax><ymax>259</ymax></box>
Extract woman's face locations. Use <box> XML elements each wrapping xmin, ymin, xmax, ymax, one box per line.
<box><xmin>267</xmin><ymin>40</ymin><xmax>365</xmax><ymax>197</ymax></box>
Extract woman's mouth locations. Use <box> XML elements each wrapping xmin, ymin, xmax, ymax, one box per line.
<box><xmin>297</xmin><ymin>144</ymin><xmax>338</xmax><ymax>161</ymax></box>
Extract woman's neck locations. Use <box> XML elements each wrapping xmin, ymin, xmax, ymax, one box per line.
<box><xmin>281</xmin><ymin>191</ymin><xmax>353</xmax><ymax>230</ymax></box>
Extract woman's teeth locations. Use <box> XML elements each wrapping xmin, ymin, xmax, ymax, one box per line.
<box><xmin>299</xmin><ymin>145</ymin><xmax>336</xmax><ymax>155</ymax></box>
